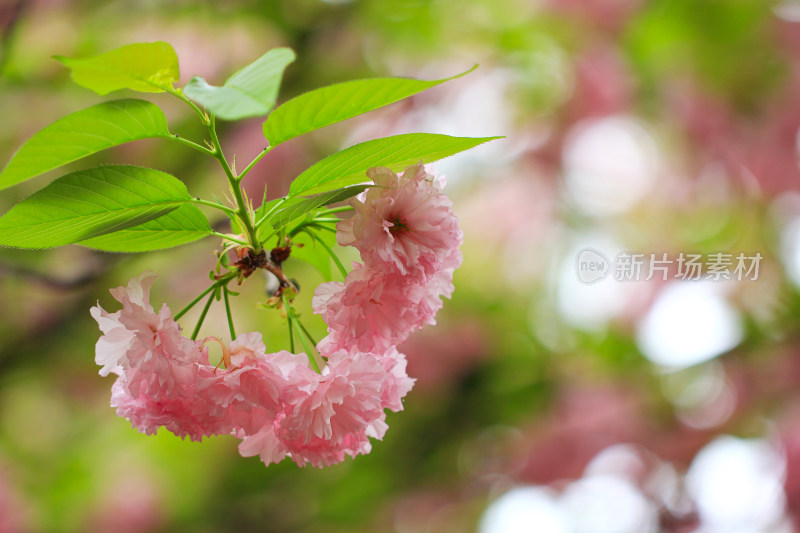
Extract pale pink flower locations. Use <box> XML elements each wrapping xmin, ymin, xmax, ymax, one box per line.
<box><xmin>313</xmin><ymin>265</ymin><xmax>428</xmax><ymax>354</ymax></box>
<box><xmin>337</xmin><ymin>164</ymin><xmax>463</xmax><ymax>281</ymax></box>
<box><xmin>110</xmin><ymin>376</ymin><xmax>213</xmax><ymax>441</ymax></box>
<box><xmin>91</xmin><ymin>274</ymin><xmax>199</xmax><ymax>392</ymax></box>
<box><xmin>92</xmin><ymin>274</ymin><xmax>222</xmax><ymax>441</ymax></box>
<box><xmin>313</xmin><ymin>256</ymin><xmax>461</xmax><ymax>354</ymax></box>
<box><xmin>90</xmin><ymin>273</ymin><xmax>161</xmax><ymax>377</ymax></box>
<box><xmin>200</xmin><ymin>333</ymin><xmax>313</xmax><ymax>436</ymax></box>
<box><xmin>239</xmin><ymin>349</ymin><xmax>413</xmax><ymax>468</ymax></box>
<box><xmin>273</xmin><ymin>350</ymin><xmax>386</xmax><ymax>467</ymax></box>
<box><xmin>93</xmin><ymin>273</ymin><xmax>420</xmax><ymax>466</ymax></box>
<box><xmin>378</xmin><ymin>347</ymin><xmax>416</xmax><ymax>413</ymax></box>
<box><xmin>237</xmin><ymin>424</ymin><xmax>290</xmax><ymax>466</ymax></box>
<box><xmin>416</xmin><ymin>248</ymin><xmax>462</xmax><ymax>327</ymax></box>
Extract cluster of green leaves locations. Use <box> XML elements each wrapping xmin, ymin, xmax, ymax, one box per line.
<box><xmin>0</xmin><ymin>41</ymin><xmax>497</xmax><ymax>278</ymax></box>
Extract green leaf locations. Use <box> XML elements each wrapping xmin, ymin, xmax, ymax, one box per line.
<box><xmin>55</xmin><ymin>42</ymin><xmax>179</xmax><ymax>94</ymax></box>
<box><xmin>0</xmin><ymin>99</ymin><xmax>170</xmax><ymax>191</ymax></box>
<box><xmin>271</xmin><ymin>185</ymin><xmax>369</xmax><ymax>229</ymax></box>
<box><xmin>0</xmin><ymin>165</ymin><xmax>193</xmax><ymax>249</ymax></box>
<box><xmin>262</xmin><ymin>66</ymin><xmax>476</xmax><ymax>146</ymax></box>
<box><xmin>78</xmin><ymin>204</ymin><xmax>212</xmax><ymax>252</ymax></box>
<box><xmin>183</xmin><ymin>48</ymin><xmax>295</xmax><ymax>120</ymax></box>
<box><xmin>289</xmin><ymin>133</ymin><xmax>501</xmax><ymax>196</ymax></box>
<box><xmin>289</xmin><ymin>229</ymin><xmax>336</xmax><ymax>280</ymax></box>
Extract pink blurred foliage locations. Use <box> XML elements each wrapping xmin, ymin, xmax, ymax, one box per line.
<box><xmin>88</xmin><ymin>474</ymin><xmax>165</xmax><ymax>533</ymax></box>
<box><xmin>498</xmin><ymin>346</ymin><xmax>800</xmax><ymax>529</ymax></box>
<box><xmin>528</xmin><ymin>44</ymin><xmax>637</xmax><ymax>179</ymax></box>
<box><xmin>399</xmin><ymin>320</ymin><xmax>487</xmax><ymax>393</ymax></box>
<box><xmin>226</xmin><ymin>120</ymin><xmax>312</xmax><ymax>205</ymax></box>
<box><xmin>516</xmin><ymin>385</ymin><xmax>647</xmax><ymax>484</ymax></box>
<box><xmin>781</xmin><ymin>409</ymin><xmax>800</xmax><ymax>526</ymax></box>
<box><xmin>668</xmin><ymin>73</ymin><xmax>800</xmax><ymax>196</ymax></box>
<box><xmin>568</xmin><ymin>46</ymin><xmax>635</xmax><ymax>121</ymax></box>
<box><xmin>28</xmin><ymin>0</ymin><xmax>72</xmax><ymax>9</ymax></box>
<box><xmin>513</xmin><ymin>384</ymin><xmax>715</xmax><ymax>482</ymax></box>
<box><xmin>389</xmin><ymin>490</ymin><xmax>465</xmax><ymax>533</ymax></box>
<box><xmin>775</xmin><ymin>16</ymin><xmax>800</xmax><ymax>67</ymax></box>
<box><xmin>459</xmin><ymin>171</ymin><xmax>554</xmax><ymax>245</ymax></box>
<box><xmin>0</xmin><ymin>467</ymin><xmax>30</xmax><ymax>533</ymax></box>
<box><xmin>541</xmin><ymin>0</ymin><xmax>643</xmax><ymax>33</ymax></box>
<box><xmin>743</xmin><ymin>345</ymin><xmax>800</xmax><ymax>527</ymax></box>
<box><xmin>777</xmin><ymin>403</ymin><xmax>800</xmax><ymax>533</ymax></box>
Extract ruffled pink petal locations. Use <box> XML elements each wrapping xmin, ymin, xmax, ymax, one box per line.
<box><xmin>336</xmin><ymin>164</ymin><xmax>462</xmax><ymax>282</ymax></box>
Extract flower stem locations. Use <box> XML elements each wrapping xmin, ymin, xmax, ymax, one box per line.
<box><xmin>174</xmin><ymin>274</ymin><xmax>235</xmax><ymax>320</ymax></box>
<box><xmin>169</xmin><ymin>87</ymin><xmax>262</xmax><ymax>251</ymax></box>
<box><xmin>317</xmin><ymin>206</ymin><xmax>354</xmax><ymax>216</ymax></box>
<box><xmin>292</xmin><ymin>312</ymin><xmax>322</xmax><ymax>373</ymax></box>
<box><xmin>281</xmin><ymin>293</ymin><xmax>322</xmax><ymax>373</ymax></box>
<box><xmin>223</xmin><ymin>286</ymin><xmax>236</xmax><ymax>340</ymax></box>
<box><xmin>254</xmin><ymin>197</ymin><xmax>288</xmax><ymax>229</ymax></box>
<box><xmin>281</xmin><ymin>293</ymin><xmax>296</xmax><ymax>353</ymax></box>
<box><xmin>167</xmin><ymin>87</ymin><xmax>209</xmax><ymax>125</ymax></box>
<box><xmin>190</xmin><ymin>198</ymin><xmax>237</xmax><ymax>216</ymax></box>
<box><xmin>211</xmin><ymin>232</ymin><xmax>250</xmax><ymax>247</ymax></box>
<box><xmin>308</xmin><ymin>223</ymin><xmax>337</xmax><ymax>234</ymax></box>
<box><xmin>295</xmin><ymin>320</ymin><xmax>321</xmax><ymax>374</ymax></box>
<box><xmin>239</xmin><ymin>146</ymin><xmax>273</xmax><ymax>181</ymax></box>
<box><xmin>175</xmin><ymin>284</ymin><xmax>216</xmax><ymax>321</ymax></box>
<box><xmin>303</xmin><ymin>229</ymin><xmax>348</xmax><ymax>279</ymax></box>
<box><xmin>295</xmin><ymin>317</ymin><xmax>318</xmax><ymax>347</ymax></box>
<box><xmin>170</xmin><ymin>134</ymin><xmax>216</xmax><ymax>156</ymax></box>
<box><xmin>207</xmin><ymin>115</ymin><xmax>261</xmax><ymax>252</ymax></box>
<box><xmin>191</xmin><ymin>290</ymin><xmax>216</xmax><ymax>341</ymax></box>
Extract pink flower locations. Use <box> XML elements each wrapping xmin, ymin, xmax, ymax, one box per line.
<box><xmin>337</xmin><ymin>164</ymin><xmax>463</xmax><ymax>281</ymax></box>
<box><xmin>93</xmin><ymin>272</ymin><xmax>420</xmax><ymax>467</ymax></box>
<box><xmin>313</xmin><ymin>256</ymin><xmax>461</xmax><ymax>355</ymax></box>
<box><xmin>91</xmin><ymin>274</ymin><xmax>199</xmax><ymax>391</ymax></box>
<box><xmin>416</xmin><ymin>248</ymin><xmax>462</xmax><ymax>327</ymax></box>
<box><xmin>237</xmin><ymin>424</ymin><xmax>290</xmax><ymax>466</ymax></box>
<box><xmin>378</xmin><ymin>347</ymin><xmax>416</xmax><ymax>413</ymax></box>
<box><xmin>272</xmin><ymin>350</ymin><xmax>385</xmax><ymax>467</ymax></box>
<box><xmin>92</xmin><ymin>274</ymin><xmax>222</xmax><ymax>441</ymax></box>
<box><xmin>110</xmin><ymin>378</ymin><xmax>213</xmax><ymax>441</ymax></box>
<box><xmin>238</xmin><ymin>349</ymin><xmax>414</xmax><ymax>468</ymax></box>
<box><xmin>90</xmin><ymin>273</ymin><xmax>161</xmax><ymax>377</ymax></box>
<box><xmin>313</xmin><ymin>265</ymin><xmax>427</xmax><ymax>353</ymax></box>
<box><xmin>201</xmin><ymin>333</ymin><xmax>313</xmax><ymax>436</ymax></box>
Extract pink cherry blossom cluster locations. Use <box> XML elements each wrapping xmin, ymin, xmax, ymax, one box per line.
<box><xmin>91</xmin><ymin>163</ymin><xmax>461</xmax><ymax>468</ymax></box>
<box><xmin>313</xmin><ymin>164</ymin><xmax>463</xmax><ymax>354</ymax></box>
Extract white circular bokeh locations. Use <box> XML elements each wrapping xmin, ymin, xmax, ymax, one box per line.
<box><xmin>563</xmin><ymin>116</ymin><xmax>659</xmax><ymax>217</ymax></box>
<box><xmin>686</xmin><ymin>436</ymin><xmax>786</xmax><ymax>532</ymax></box>
<box><xmin>636</xmin><ymin>281</ymin><xmax>742</xmax><ymax>369</ymax></box>
<box><xmin>479</xmin><ymin>486</ymin><xmax>570</xmax><ymax>533</ymax></box>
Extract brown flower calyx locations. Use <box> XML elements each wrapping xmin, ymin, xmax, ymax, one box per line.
<box><xmin>232</xmin><ymin>248</ymin><xmax>268</xmax><ymax>280</ymax></box>
<box><xmin>270</xmin><ymin>246</ymin><xmax>291</xmax><ymax>266</ymax></box>
<box><xmin>231</xmin><ymin>246</ymin><xmax>298</xmax><ymax>297</ymax></box>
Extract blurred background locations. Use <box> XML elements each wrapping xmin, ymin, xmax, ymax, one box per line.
<box><xmin>1</xmin><ymin>0</ymin><xmax>800</xmax><ymax>531</ymax></box>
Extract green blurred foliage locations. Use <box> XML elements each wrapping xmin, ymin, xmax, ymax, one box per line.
<box><xmin>1</xmin><ymin>0</ymin><xmax>800</xmax><ymax>532</ymax></box>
